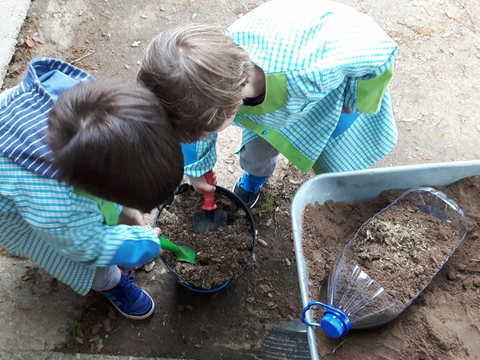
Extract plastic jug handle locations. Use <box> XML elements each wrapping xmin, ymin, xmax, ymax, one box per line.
<box><xmin>302</xmin><ymin>301</ymin><xmax>324</xmax><ymax>327</ymax></box>
<box><xmin>301</xmin><ymin>301</ymin><xmax>349</xmax><ymax>327</ymax></box>
<box><xmin>301</xmin><ymin>301</ymin><xmax>351</xmax><ymax>339</ymax></box>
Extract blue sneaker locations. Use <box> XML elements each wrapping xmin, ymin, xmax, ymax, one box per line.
<box><xmin>101</xmin><ymin>270</ymin><xmax>154</xmax><ymax>320</ymax></box>
<box><xmin>233</xmin><ymin>172</ymin><xmax>268</xmax><ymax>208</ymax></box>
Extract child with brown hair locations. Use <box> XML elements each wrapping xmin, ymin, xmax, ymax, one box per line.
<box><xmin>138</xmin><ymin>0</ymin><xmax>398</xmax><ymax>208</ymax></box>
<box><xmin>0</xmin><ymin>58</ymin><xmax>184</xmax><ymax>319</ymax></box>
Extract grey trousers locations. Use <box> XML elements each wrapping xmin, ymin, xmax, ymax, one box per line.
<box><xmin>91</xmin><ymin>265</ymin><xmax>121</xmax><ymax>291</ymax></box>
<box><xmin>239</xmin><ymin>136</ymin><xmax>279</xmax><ymax>177</ymax></box>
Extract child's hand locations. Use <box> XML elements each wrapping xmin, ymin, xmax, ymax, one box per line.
<box><xmin>151</xmin><ymin>226</ymin><xmax>164</xmax><ymax>257</ymax></box>
<box><xmin>190</xmin><ymin>172</ymin><xmax>217</xmax><ymax>194</ymax></box>
<box><xmin>118</xmin><ymin>207</ymin><xmax>146</xmax><ymax>226</ymax></box>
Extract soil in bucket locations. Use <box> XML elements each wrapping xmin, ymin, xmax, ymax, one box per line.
<box><xmin>155</xmin><ymin>184</ymin><xmax>255</xmax><ymax>290</ymax></box>
<box><xmin>301</xmin><ymin>176</ymin><xmax>480</xmax><ymax>360</ymax></box>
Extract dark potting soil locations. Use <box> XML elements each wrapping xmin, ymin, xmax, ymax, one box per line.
<box><xmin>301</xmin><ymin>176</ymin><xmax>480</xmax><ymax>359</ymax></box>
<box><xmin>155</xmin><ymin>186</ymin><xmax>254</xmax><ymax>290</ymax></box>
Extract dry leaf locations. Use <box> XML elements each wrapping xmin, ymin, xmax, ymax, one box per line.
<box><xmin>91</xmin><ymin>323</ymin><xmax>101</xmax><ymax>335</ymax></box>
<box><xmin>88</xmin><ymin>335</ymin><xmax>101</xmax><ymax>343</ymax></box>
<box><xmin>101</xmin><ymin>317</ymin><xmax>112</xmax><ymax>332</ymax></box>
<box><xmin>96</xmin><ymin>339</ymin><xmax>104</xmax><ymax>352</ymax></box>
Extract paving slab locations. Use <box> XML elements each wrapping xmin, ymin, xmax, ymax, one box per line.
<box><xmin>0</xmin><ymin>0</ymin><xmax>30</xmax><ymax>89</ymax></box>
<box><xmin>5</xmin><ymin>351</ymin><xmax>183</xmax><ymax>360</ymax></box>
<box><xmin>0</xmin><ymin>3</ymin><xmax>184</xmax><ymax>358</ymax></box>
<box><xmin>0</xmin><ymin>253</ymin><xmax>187</xmax><ymax>359</ymax></box>
<box><xmin>0</xmin><ymin>3</ymin><xmax>180</xmax><ymax>358</ymax></box>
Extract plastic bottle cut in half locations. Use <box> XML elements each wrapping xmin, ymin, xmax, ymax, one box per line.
<box><xmin>301</xmin><ymin>187</ymin><xmax>468</xmax><ymax>338</ymax></box>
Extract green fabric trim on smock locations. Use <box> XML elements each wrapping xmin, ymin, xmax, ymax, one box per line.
<box><xmin>73</xmin><ymin>188</ymin><xmax>119</xmax><ymax>226</ymax></box>
<box><xmin>236</xmin><ymin>72</ymin><xmax>315</xmax><ymax>173</ymax></box>
<box><xmin>236</xmin><ymin>116</ymin><xmax>315</xmax><ymax>173</ymax></box>
<box><xmin>357</xmin><ymin>66</ymin><xmax>393</xmax><ymax>113</ymax></box>
<box><xmin>238</xmin><ymin>72</ymin><xmax>287</xmax><ymax>115</ymax></box>
<box><xmin>312</xmin><ymin>162</ymin><xmax>326</xmax><ymax>175</ymax></box>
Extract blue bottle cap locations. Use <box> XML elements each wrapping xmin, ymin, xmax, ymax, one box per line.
<box><xmin>320</xmin><ymin>310</ymin><xmax>351</xmax><ymax>338</ymax></box>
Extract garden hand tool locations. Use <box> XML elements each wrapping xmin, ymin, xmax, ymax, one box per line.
<box><xmin>193</xmin><ymin>170</ymin><xmax>227</xmax><ymax>234</ymax></box>
<box><xmin>159</xmin><ymin>236</ymin><xmax>196</xmax><ymax>264</ymax></box>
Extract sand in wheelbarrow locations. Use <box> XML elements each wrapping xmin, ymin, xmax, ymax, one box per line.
<box><xmin>301</xmin><ymin>176</ymin><xmax>480</xmax><ymax>360</ymax></box>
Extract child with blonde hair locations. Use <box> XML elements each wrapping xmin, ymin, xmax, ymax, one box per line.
<box><xmin>138</xmin><ymin>0</ymin><xmax>398</xmax><ymax>208</ymax></box>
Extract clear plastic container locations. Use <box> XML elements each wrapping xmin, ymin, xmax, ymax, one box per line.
<box><xmin>301</xmin><ymin>187</ymin><xmax>468</xmax><ymax>338</ymax></box>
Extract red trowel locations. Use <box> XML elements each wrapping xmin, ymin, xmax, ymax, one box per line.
<box><xmin>193</xmin><ymin>170</ymin><xmax>227</xmax><ymax>234</ymax></box>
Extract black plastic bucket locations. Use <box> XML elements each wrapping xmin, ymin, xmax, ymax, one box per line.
<box><xmin>153</xmin><ymin>183</ymin><xmax>257</xmax><ymax>294</ymax></box>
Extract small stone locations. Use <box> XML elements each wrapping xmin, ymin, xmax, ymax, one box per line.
<box><xmin>258</xmin><ymin>238</ymin><xmax>268</xmax><ymax>247</ymax></box>
<box><xmin>144</xmin><ymin>259</ymin><xmax>155</xmax><ymax>272</ymax></box>
<box><xmin>25</xmin><ymin>39</ymin><xmax>36</xmax><ymax>48</ymax></box>
<box><xmin>457</xmin><ymin>264</ymin><xmax>467</xmax><ymax>272</ymax></box>
<box><xmin>234</xmin><ymin>209</ymin><xmax>246</xmax><ymax>217</ymax></box>
<box><xmin>446</xmin><ymin>269</ymin><xmax>457</xmax><ymax>281</ymax></box>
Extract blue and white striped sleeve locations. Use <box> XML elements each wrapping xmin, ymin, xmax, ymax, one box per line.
<box><xmin>28</xmin><ymin>195</ymin><xmax>161</xmax><ymax>268</ymax></box>
<box><xmin>2</xmin><ymin>159</ymin><xmax>161</xmax><ymax>268</ymax></box>
<box><xmin>182</xmin><ymin>132</ymin><xmax>218</xmax><ymax>178</ymax></box>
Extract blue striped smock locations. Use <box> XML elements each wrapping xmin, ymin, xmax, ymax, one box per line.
<box><xmin>0</xmin><ymin>58</ymin><xmax>160</xmax><ymax>295</ymax></box>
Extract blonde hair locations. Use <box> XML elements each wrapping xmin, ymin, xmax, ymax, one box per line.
<box><xmin>138</xmin><ymin>23</ymin><xmax>254</xmax><ymax>142</ymax></box>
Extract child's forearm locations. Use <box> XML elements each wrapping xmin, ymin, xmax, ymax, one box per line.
<box><xmin>106</xmin><ymin>226</ymin><xmax>160</xmax><ymax>268</ymax></box>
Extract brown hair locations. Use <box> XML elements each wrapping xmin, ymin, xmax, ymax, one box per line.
<box><xmin>47</xmin><ymin>79</ymin><xmax>184</xmax><ymax>212</ymax></box>
<box><xmin>138</xmin><ymin>23</ymin><xmax>254</xmax><ymax>143</ymax></box>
